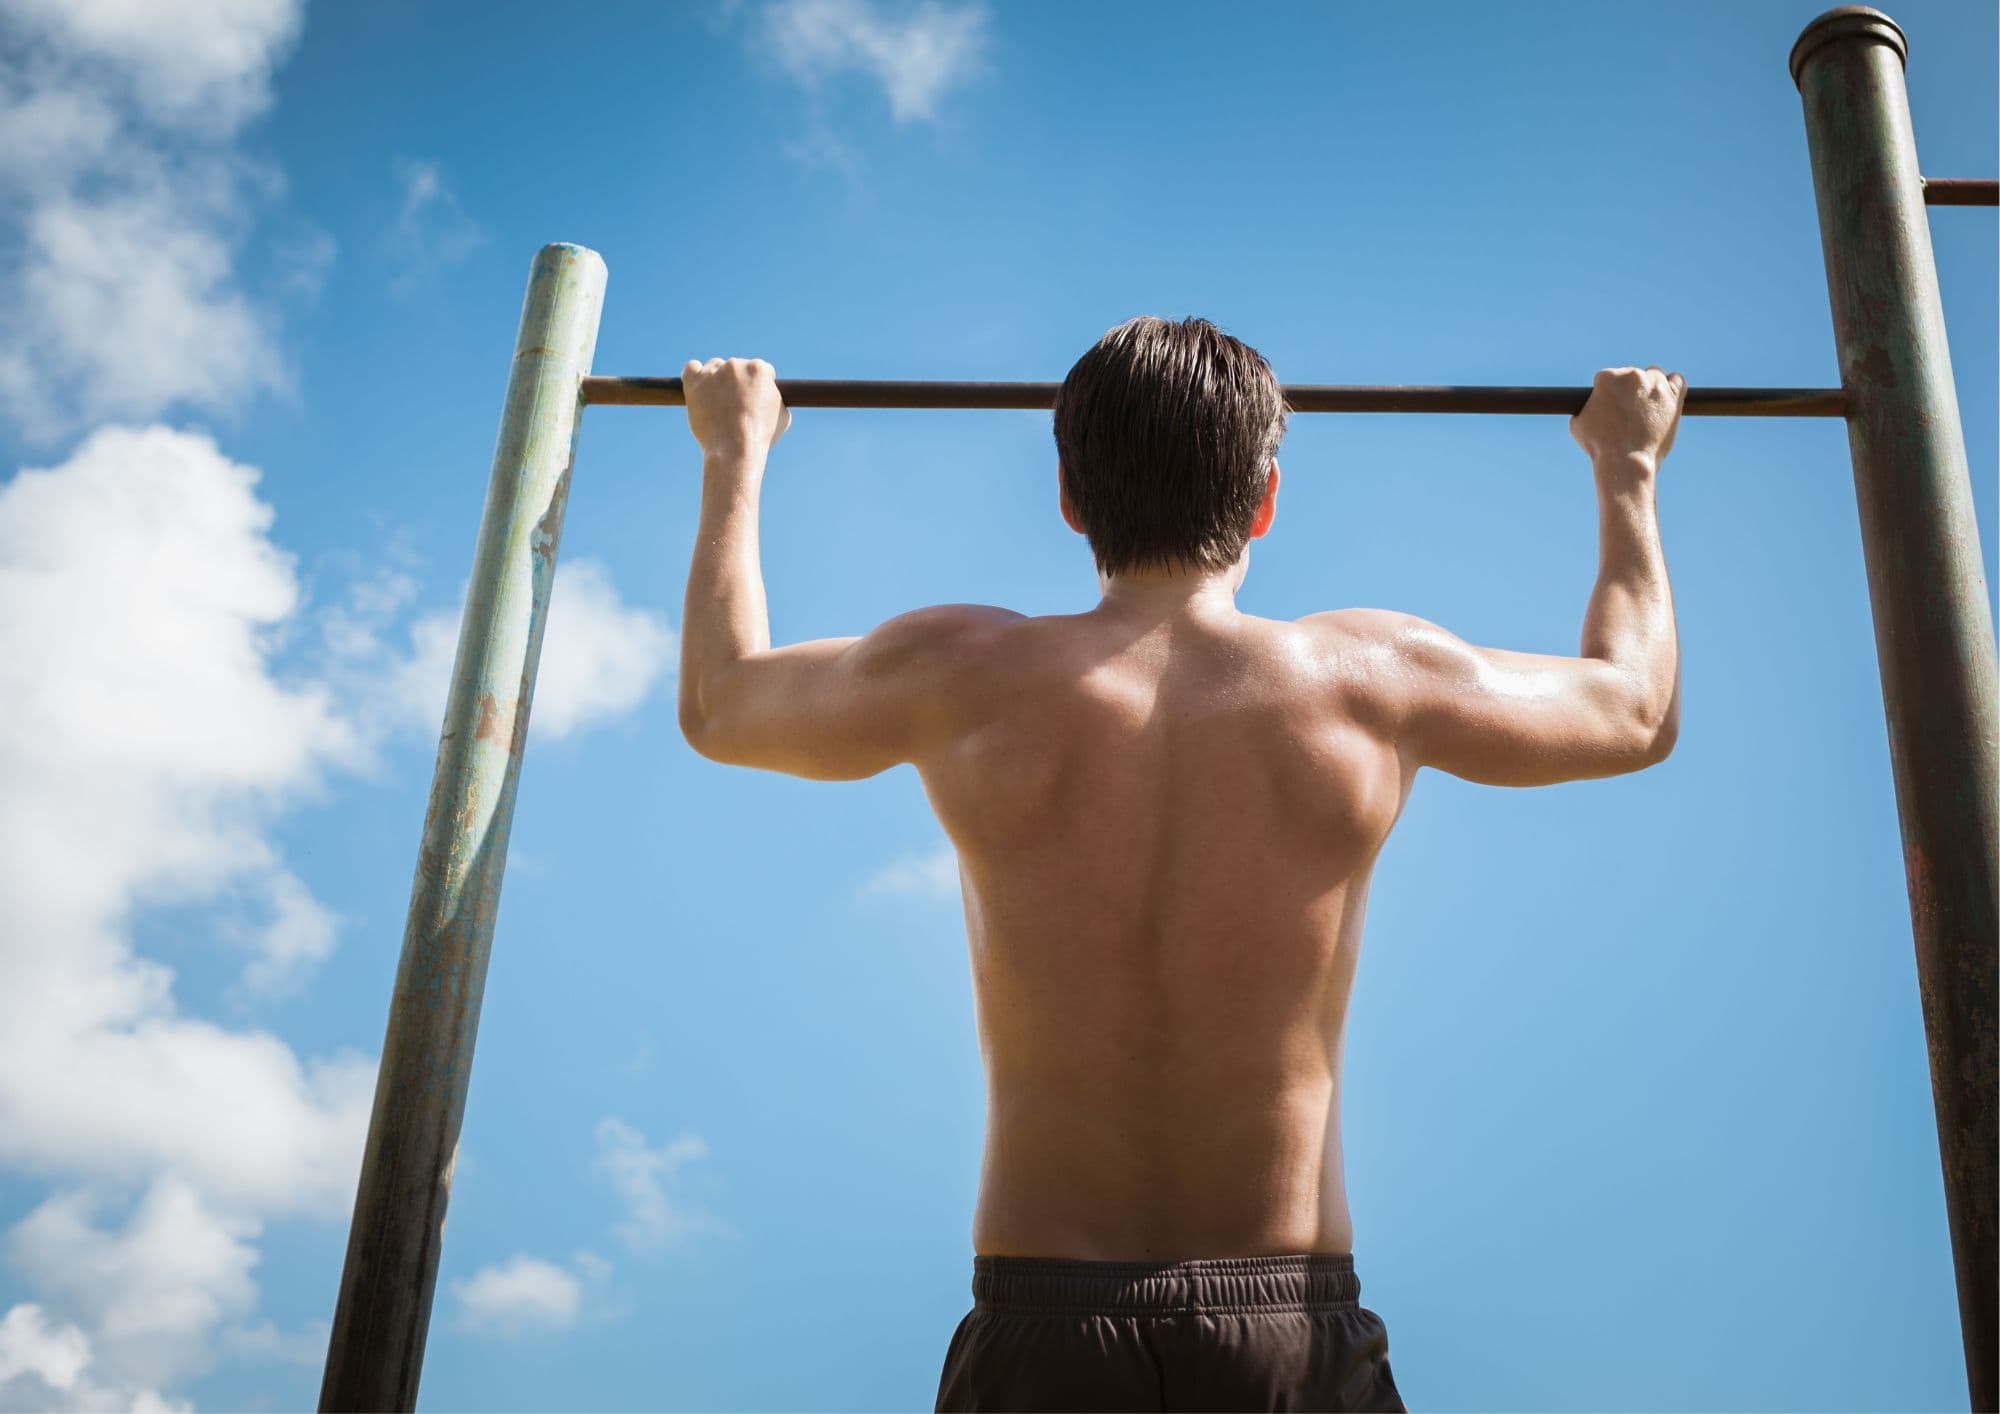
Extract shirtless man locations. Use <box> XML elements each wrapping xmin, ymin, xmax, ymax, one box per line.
<box><xmin>676</xmin><ymin>319</ymin><xmax>1684</xmax><ymax>1413</ymax></box>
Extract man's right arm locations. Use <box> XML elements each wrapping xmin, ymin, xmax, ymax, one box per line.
<box><xmin>1313</xmin><ymin>366</ymin><xmax>1685</xmax><ymax>788</ymax></box>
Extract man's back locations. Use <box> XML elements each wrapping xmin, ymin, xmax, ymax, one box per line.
<box><xmin>921</xmin><ymin>602</ymin><xmax>1409</xmax><ymax>1260</ymax></box>
<box><xmin>676</xmin><ymin>348</ymin><xmax>1684</xmax><ymax>1411</ymax></box>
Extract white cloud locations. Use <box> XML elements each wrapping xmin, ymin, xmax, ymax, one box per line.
<box><xmin>857</xmin><ymin>843</ymin><xmax>960</xmax><ymax>902</ymax></box>
<box><xmin>0</xmin><ymin>426</ymin><xmax>362</xmax><ymax>965</ymax></box>
<box><xmin>387</xmin><ymin>156</ymin><xmax>485</xmax><ymax>294</ymax></box>
<box><xmin>236</xmin><ymin>868</ymin><xmax>342</xmax><ymax>1001</ymax></box>
<box><xmin>0</xmin><ymin>426</ymin><xmax>681</xmax><ymax>1401</ymax></box>
<box><xmin>532</xmin><ymin>562</ymin><xmax>680</xmax><ymax>737</ymax></box>
<box><xmin>593</xmin><ymin>1118</ymin><xmax>729</xmax><ymax>1253</ymax></box>
<box><xmin>0</xmin><ymin>1301</ymin><xmax>184</xmax><ymax>1413</ymax></box>
<box><xmin>0</xmin><ymin>1305</ymin><xmax>90</xmax><ymax>1394</ymax></box>
<box><xmin>215</xmin><ymin>1317</ymin><xmax>327</xmax><ymax>1367</ymax></box>
<box><xmin>0</xmin><ymin>0</ymin><xmax>304</xmax><ymax>131</ymax></box>
<box><xmin>0</xmin><ymin>426</ymin><xmax>375</xmax><ymax>1406</ymax></box>
<box><xmin>382</xmin><ymin>608</ymin><xmax>457</xmax><ymax>737</ymax></box>
<box><xmin>0</xmin><ymin>7</ymin><xmax>673</xmax><ymax>1400</ymax></box>
<box><xmin>387</xmin><ymin>558</ymin><xmax>678</xmax><ymax>744</ymax></box>
<box><xmin>703</xmin><ymin>0</ymin><xmax>749</xmax><ymax>34</ymax></box>
<box><xmin>272</xmin><ymin>224</ymin><xmax>338</xmax><ymax>302</ymax></box>
<box><xmin>0</xmin><ymin>0</ymin><xmax>306</xmax><ymax>436</ymax></box>
<box><xmin>764</xmin><ymin>0</ymin><xmax>988</xmax><ymax>123</ymax></box>
<box><xmin>450</xmin><ymin>1256</ymin><xmax>583</xmax><ymax>1339</ymax></box>
<box><xmin>314</xmin><ymin>564</ymin><xmax>420</xmax><ymax>674</ymax></box>
<box><xmin>780</xmin><ymin>115</ymin><xmax>863</xmax><ymax>180</ymax></box>
<box><xmin>0</xmin><ymin>83</ymin><xmax>121</xmax><ymax>187</ymax></box>
<box><xmin>0</xmin><ymin>166</ymin><xmax>287</xmax><ymax>439</ymax></box>
<box><xmin>6</xmin><ymin>1182</ymin><xmax>257</xmax><ymax>1394</ymax></box>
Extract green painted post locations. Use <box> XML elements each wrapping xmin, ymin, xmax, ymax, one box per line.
<box><xmin>319</xmin><ymin>243</ymin><xmax>607</xmax><ymax>1412</ymax></box>
<box><xmin>1791</xmin><ymin>10</ymin><xmax>1998</xmax><ymax>1410</ymax></box>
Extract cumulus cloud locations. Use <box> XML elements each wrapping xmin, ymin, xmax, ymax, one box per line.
<box><xmin>7</xmin><ymin>1182</ymin><xmax>259</xmax><ymax>1395</ymax></box>
<box><xmin>0</xmin><ymin>426</ymin><xmax>376</xmax><ymax>1407</ymax></box>
<box><xmin>384</xmin><ymin>558</ymin><xmax>678</xmax><ymax>744</ymax></box>
<box><xmin>0</xmin><ymin>1301</ymin><xmax>185</xmax><ymax>1414</ymax></box>
<box><xmin>235</xmin><ymin>867</ymin><xmax>342</xmax><ymax>1001</ymax></box>
<box><xmin>0</xmin><ymin>421</ymin><xmax>683</xmax><ymax>1402</ymax></box>
<box><xmin>0</xmin><ymin>4</ymin><xmax>679</xmax><ymax>1400</ymax></box>
<box><xmin>857</xmin><ymin>843</ymin><xmax>961</xmax><ymax>902</ymax></box>
<box><xmin>215</xmin><ymin>1317</ymin><xmax>327</xmax><ymax>1367</ymax></box>
<box><xmin>0</xmin><ymin>3</ymin><xmax>363</xmax><ymax>1395</ymax></box>
<box><xmin>0</xmin><ymin>417</ymin><xmax>691</xmax><ymax>1399</ymax></box>
<box><xmin>450</xmin><ymin>1256</ymin><xmax>583</xmax><ymax>1339</ymax></box>
<box><xmin>0</xmin><ymin>0</ymin><xmax>304</xmax><ymax>131</ymax></box>
<box><xmin>764</xmin><ymin>0</ymin><xmax>988</xmax><ymax>122</ymax></box>
<box><xmin>387</xmin><ymin>156</ymin><xmax>485</xmax><ymax>295</ymax></box>
<box><xmin>0</xmin><ymin>0</ymin><xmax>307</xmax><ymax>436</ymax></box>
<box><xmin>272</xmin><ymin>224</ymin><xmax>338</xmax><ymax>302</ymax></box>
<box><xmin>0</xmin><ymin>1305</ymin><xmax>90</xmax><ymax>1398</ymax></box>
<box><xmin>594</xmin><ymin>1119</ymin><xmax>729</xmax><ymax>1253</ymax></box>
<box><xmin>0</xmin><ymin>187</ymin><xmax>287</xmax><ymax>435</ymax></box>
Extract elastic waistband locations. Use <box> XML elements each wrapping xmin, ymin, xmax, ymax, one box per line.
<box><xmin>970</xmin><ymin>1253</ymin><xmax>1360</xmax><ymax>1316</ymax></box>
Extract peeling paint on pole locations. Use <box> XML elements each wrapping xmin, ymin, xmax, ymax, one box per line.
<box><xmin>320</xmin><ymin>243</ymin><xmax>607</xmax><ymax>1413</ymax></box>
<box><xmin>1792</xmin><ymin>10</ymin><xmax>1999</xmax><ymax>1410</ymax></box>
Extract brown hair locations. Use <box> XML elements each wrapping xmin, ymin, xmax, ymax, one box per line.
<box><xmin>1052</xmin><ymin>315</ymin><xmax>1287</xmax><ymax>577</ymax></box>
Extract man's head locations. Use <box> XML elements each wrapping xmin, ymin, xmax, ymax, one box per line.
<box><xmin>1053</xmin><ymin>316</ymin><xmax>1287</xmax><ymax>580</ymax></box>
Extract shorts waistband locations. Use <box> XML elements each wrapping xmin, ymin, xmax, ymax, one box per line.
<box><xmin>970</xmin><ymin>1253</ymin><xmax>1360</xmax><ymax>1316</ymax></box>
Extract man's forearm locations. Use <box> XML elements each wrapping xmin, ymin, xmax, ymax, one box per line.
<box><xmin>1581</xmin><ymin>452</ymin><xmax>1680</xmax><ymax>732</ymax></box>
<box><xmin>679</xmin><ymin>448</ymin><xmax>771</xmax><ymax>729</ymax></box>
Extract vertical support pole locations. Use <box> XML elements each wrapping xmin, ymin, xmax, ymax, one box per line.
<box><xmin>1791</xmin><ymin>10</ymin><xmax>1998</xmax><ymax>1410</ymax></box>
<box><xmin>319</xmin><ymin>243</ymin><xmax>607</xmax><ymax>1412</ymax></box>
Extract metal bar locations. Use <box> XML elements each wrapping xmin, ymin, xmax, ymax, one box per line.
<box><xmin>319</xmin><ymin>243</ymin><xmax>607</xmax><ymax>1412</ymax></box>
<box><xmin>581</xmin><ymin>376</ymin><xmax>1847</xmax><ymax>417</ymax></box>
<box><xmin>1923</xmin><ymin>177</ymin><xmax>1999</xmax><ymax>206</ymax></box>
<box><xmin>1792</xmin><ymin>10</ymin><xmax>1999</xmax><ymax>1410</ymax></box>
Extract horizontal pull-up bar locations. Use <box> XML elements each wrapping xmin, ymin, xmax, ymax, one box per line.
<box><xmin>1922</xmin><ymin>177</ymin><xmax>1998</xmax><ymax>205</ymax></box>
<box><xmin>581</xmin><ymin>377</ymin><xmax>1848</xmax><ymax>417</ymax></box>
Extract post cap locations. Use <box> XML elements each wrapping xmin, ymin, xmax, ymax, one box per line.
<box><xmin>1790</xmin><ymin>6</ymin><xmax>1908</xmax><ymax>88</ymax></box>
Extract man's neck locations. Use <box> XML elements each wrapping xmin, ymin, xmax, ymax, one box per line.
<box><xmin>1093</xmin><ymin>561</ymin><xmax>1245</xmax><ymax>619</ymax></box>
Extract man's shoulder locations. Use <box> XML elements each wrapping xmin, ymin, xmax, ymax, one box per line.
<box><xmin>1283</xmin><ymin>609</ymin><xmax>1446</xmax><ymax>739</ymax></box>
<box><xmin>1291</xmin><ymin>607</ymin><xmax>1440</xmax><ymax>669</ymax></box>
<box><xmin>877</xmin><ymin>602</ymin><xmax>1026</xmax><ymax>638</ymax></box>
<box><xmin>851</xmin><ymin>603</ymin><xmax>1027</xmax><ymax>676</ymax></box>
<box><xmin>1295</xmin><ymin>606</ymin><xmax>1423</xmax><ymax>640</ymax></box>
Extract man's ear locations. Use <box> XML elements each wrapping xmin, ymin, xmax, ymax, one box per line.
<box><xmin>1059</xmin><ymin>475</ymin><xmax>1085</xmax><ymax>535</ymax></box>
<box><xmin>1248</xmin><ymin>460</ymin><xmax>1280</xmax><ymax>539</ymax></box>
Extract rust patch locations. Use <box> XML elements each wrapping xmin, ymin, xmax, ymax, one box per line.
<box><xmin>474</xmin><ymin>692</ymin><xmax>517</xmax><ymax>752</ymax></box>
<box><xmin>1854</xmin><ymin>341</ymin><xmax>1899</xmax><ymax>395</ymax></box>
<box><xmin>1903</xmin><ymin>842</ymin><xmax>1935</xmax><ymax>936</ymax></box>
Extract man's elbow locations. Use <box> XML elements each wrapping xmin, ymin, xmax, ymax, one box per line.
<box><xmin>1624</xmin><ymin>687</ymin><xmax>1680</xmax><ymax>769</ymax></box>
<box><xmin>678</xmin><ymin>687</ymin><xmax>721</xmax><ymax>761</ymax></box>
<box><xmin>1634</xmin><ymin>712</ymin><xmax>1678</xmax><ymax>767</ymax></box>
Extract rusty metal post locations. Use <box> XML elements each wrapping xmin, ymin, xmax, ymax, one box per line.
<box><xmin>320</xmin><ymin>243</ymin><xmax>606</xmax><ymax>1412</ymax></box>
<box><xmin>1791</xmin><ymin>10</ymin><xmax>1999</xmax><ymax>1410</ymax></box>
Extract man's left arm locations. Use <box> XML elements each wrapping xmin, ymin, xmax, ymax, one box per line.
<box><xmin>676</xmin><ymin>356</ymin><xmax>1016</xmax><ymax>780</ymax></box>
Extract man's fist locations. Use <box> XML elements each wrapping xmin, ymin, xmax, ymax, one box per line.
<box><xmin>683</xmin><ymin>357</ymin><xmax>791</xmax><ymax>458</ymax></box>
<box><xmin>1569</xmin><ymin>366</ymin><xmax>1686</xmax><ymax>469</ymax></box>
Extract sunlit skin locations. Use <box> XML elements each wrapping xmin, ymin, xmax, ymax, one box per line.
<box><xmin>678</xmin><ymin>354</ymin><xmax>1684</xmax><ymax>1260</ymax></box>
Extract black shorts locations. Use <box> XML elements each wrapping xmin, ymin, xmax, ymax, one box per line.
<box><xmin>935</xmin><ymin>1253</ymin><xmax>1407</xmax><ymax>1412</ymax></box>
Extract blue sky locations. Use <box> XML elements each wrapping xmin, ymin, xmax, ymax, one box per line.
<box><xmin>0</xmin><ymin>1</ymin><xmax>1993</xmax><ymax>1410</ymax></box>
